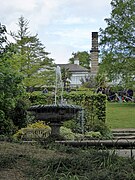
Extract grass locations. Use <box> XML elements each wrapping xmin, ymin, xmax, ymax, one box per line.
<box><xmin>0</xmin><ymin>142</ymin><xmax>135</xmax><ymax>180</ymax></box>
<box><xmin>106</xmin><ymin>102</ymin><xmax>135</xmax><ymax>129</ymax></box>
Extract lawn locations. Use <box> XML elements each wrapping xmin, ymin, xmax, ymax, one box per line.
<box><xmin>106</xmin><ymin>102</ymin><xmax>135</xmax><ymax>129</ymax></box>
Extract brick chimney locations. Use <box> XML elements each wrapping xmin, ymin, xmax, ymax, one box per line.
<box><xmin>90</xmin><ymin>32</ymin><xmax>99</xmax><ymax>76</ymax></box>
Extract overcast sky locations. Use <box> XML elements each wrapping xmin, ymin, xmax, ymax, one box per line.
<box><xmin>1</xmin><ymin>0</ymin><xmax>112</xmax><ymax>64</ymax></box>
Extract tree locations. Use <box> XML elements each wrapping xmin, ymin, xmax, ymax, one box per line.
<box><xmin>10</xmin><ymin>16</ymin><xmax>55</xmax><ymax>88</ymax></box>
<box><xmin>69</xmin><ymin>51</ymin><xmax>90</xmax><ymax>70</ymax></box>
<box><xmin>61</xmin><ymin>67</ymin><xmax>72</xmax><ymax>91</ymax></box>
<box><xmin>99</xmin><ymin>0</ymin><xmax>135</xmax><ymax>88</ymax></box>
<box><xmin>81</xmin><ymin>74</ymin><xmax>107</xmax><ymax>90</ymax></box>
<box><xmin>0</xmin><ymin>23</ymin><xmax>7</xmax><ymax>53</ymax></box>
<box><xmin>0</xmin><ymin>24</ymin><xmax>26</xmax><ymax>135</ymax></box>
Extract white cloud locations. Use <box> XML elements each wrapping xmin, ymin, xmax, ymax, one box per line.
<box><xmin>1</xmin><ymin>0</ymin><xmax>37</xmax><ymax>11</ymax></box>
<box><xmin>0</xmin><ymin>0</ymin><xmax>112</xmax><ymax>63</ymax></box>
<box><xmin>56</xmin><ymin>17</ymin><xmax>96</xmax><ymax>25</ymax></box>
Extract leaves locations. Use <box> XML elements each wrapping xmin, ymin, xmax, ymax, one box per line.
<box><xmin>10</xmin><ymin>16</ymin><xmax>55</xmax><ymax>87</ymax></box>
<box><xmin>69</xmin><ymin>51</ymin><xmax>90</xmax><ymax>70</ymax></box>
<box><xmin>0</xmin><ymin>24</ymin><xmax>25</xmax><ymax>135</ymax></box>
<box><xmin>99</xmin><ymin>0</ymin><xmax>135</xmax><ymax>87</ymax></box>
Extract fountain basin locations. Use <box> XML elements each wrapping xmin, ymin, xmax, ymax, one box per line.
<box><xmin>28</xmin><ymin>104</ymin><xmax>81</xmax><ymax>122</ymax></box>
<box><xmin>28</xmin><ymin>104</ymin><xmax>82</xmax><ymax>138</ymax></box>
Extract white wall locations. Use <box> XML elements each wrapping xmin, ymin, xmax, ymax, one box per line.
<box><xmin>70</xmin><ymin>72</ymin><xmax>89</xmax><ymax>87</ymax></box>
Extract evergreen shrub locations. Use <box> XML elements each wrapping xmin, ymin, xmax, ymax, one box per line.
<box><xmin>13</xmin><ymin>121</ymin><xmax>51</xmax><ymax>141</ymax></box>
<box><xmin>28</xmin><ymin>91</ymin><xmax>54</xmax><ymax>105</ymax></box>
<box><xmin>63</xmin><ymin>91</ymin><xmax>107</xmax><ymax>134</ymax></box>
<box><xmin>63</xmin><ymin>91</ymin><xmax>106</xmax><ymax>122</ymax></box>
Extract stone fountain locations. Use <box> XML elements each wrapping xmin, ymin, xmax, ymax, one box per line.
<box><xmin>28</xmin><ymin>66</ymin><xmax>81</xmax><ymax>139</ymax></box>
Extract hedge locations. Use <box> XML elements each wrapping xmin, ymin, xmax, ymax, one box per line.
<box><xmin>63</xmin><ymin>91</ymin><xmax>106</xmax><ymax>123</ymax></box>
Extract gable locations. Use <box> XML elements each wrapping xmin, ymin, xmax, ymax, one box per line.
<box><xmin>57</xmin><ymin>64</ymin><xmax>89</xmax><ymax>73</ymax></box>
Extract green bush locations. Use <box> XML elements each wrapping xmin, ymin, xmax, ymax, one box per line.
<box><xmin>11</xmin><ymin>98</ymin><xmax>31</xmax><ymax>129</ymax></box>
<box><xmin>0</xmin><ymin>110</ymin><xmax>16</xmax><ymax>135</ymax></box>
<box><xmin>63</xmin><ymin>91</ymin><xmax>107</xmax><ymax>134</ymax></box>
<box><xmin>63</xmin><ymin>119</ymin><xmax>82</xmax><ymax>133</ymax></box>
<box><xmin>0</xmin><ymin>72</ymin><xmax>25</xmax><ymax>135</ymax></box>
<box><xmin>28</xmin><ymin>91</ymin><xmax>54</xmax><ymax>105</ymax></box>
<box><xmin>85</xmin><ymin>131</ymin><xmax>102</xmax><ymax>139</ymax></box>
<box><xmin>13</xmin><ymin>121</ymin><xmax>51</xmax><ymax>141</ymax></box>
<box><xmin>63</xmin><ymin>91</ymin><xmax>106</xmax><ymax>121</ymax></box>
<box><xmin>60</xmin><ymin>126</ymin><xmax>75</xmax><ymax>140</ymax></box>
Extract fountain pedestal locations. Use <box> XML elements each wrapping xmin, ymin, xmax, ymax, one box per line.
<box><xmin>49</xmin><ymin>122</ymin><xmax>63</xmax><ymax>136</ymax></box>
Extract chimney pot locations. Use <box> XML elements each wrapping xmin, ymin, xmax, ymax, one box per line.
<box><xmin>74</xmin><ymin>58</ymin><xmax>79</xmax><ymax>65</ymax></box>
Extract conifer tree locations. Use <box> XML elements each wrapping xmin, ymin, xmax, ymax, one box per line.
<box><xmin>11</xmin><ymin>16</ymin><xmax>55</xmax><ymax>87</ymax></box>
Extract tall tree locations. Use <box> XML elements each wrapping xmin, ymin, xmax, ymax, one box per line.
<box><xmin>0</xmin><ymin>24</ymin><xmax>26</xmax><ymax>135</ymax></box>
<box><xmin>69</xmin><ymin>51</ymin><xmax>90</xmax><ymax>70</ymax></box>
<box><xmin>99</xmin><ymin>0</ymin><xmax>135</xmax><ymax>87</ymax></box>
<box><xmin>10</xmin><ymin>16</ymin><xmax>55</xmax><ymax>87</ymax></box>
<box><xmin>0</xmin><ymin>23</ymin><xmax>7</xmax><ymax>53</ymax></box>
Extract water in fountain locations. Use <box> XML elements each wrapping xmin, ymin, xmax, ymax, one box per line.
<box><xmin>55</xmin><ymin>66</ymin><xmax>64</xmax><ymax>104</ymax></box>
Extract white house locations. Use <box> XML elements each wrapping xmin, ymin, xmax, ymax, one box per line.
<box><xmin>57</xmin><ymin>59</ymin><xmax>89</xmax><ymax>87</ymax></box>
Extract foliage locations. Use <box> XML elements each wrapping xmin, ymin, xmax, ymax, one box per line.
<box><xmin>85</xmin><ymin>131</ymin><xmax>102</xmax><ymax>139</ymax></box>
<box><xmin>99</xmin><ymin>0</ymin><xmax>135</xmax><ymax>87</ymax></box>
<box><xmin>61</xmin><ymin>67</ymin><xmax>72</xmax><ymax>90</ymax></box>
<box><xmin>95</xmin><ymin>73</ymin><xmax>108</xmax><ymax>88</ymax></box>
<box><xmin>1</xmin><ymin>142</ymin><xmax>135</xmax><ymax>179</ymax></box>
<box><xmin>0</xmin><ymin>23</ymin><xmax>26</xmax><ymax>135</ymax></box>
<box><xmin>81</xmin><ymin>74</ymin><xmax>108</xmax><ymax>92</ymax></box>
<box><xmin>63</xmin><ymin>91</ymin><xmax>107</xmax><ymax>134</ymax></box>
<box><xmin>28</xmin><ymin>91</ymin><xmax>55</xmax><ymax>105</ymax></box>
<box><xmin>13</xmin><ymin>121</ymin><xmax>51</xmax><ymax>140</ymax></box>
<box><xmin>27</xmin><ymin>121</ymin><xmax>48</xmax><ymax>128</ymax></box>
<box><xmin>10</xmin><ymin>16</ymin><xmax>55</xmax><ymax>87</ymax></box>
<box><xmin>81</xmin><ymin>75</ymin><xmax>97</xmax><ymax>88</ymax></box>
<box><xmin>0</xmin><ymin>23</ymin><xmax>7</xmax><ymax>54</ymax></box>
<box><xmin>64</xmin><ymin>91</ymin><xmax>106</xmax><ymax>121</ymax></box>
<box><xmin>10</xmin><ymin>98</ymin><xmax>31</xmax><ymax>129</ymax></box>
<box><xmin>69</xmin><ymin>51</ymin><xmax>90</xmax><ymax>69</ymax></box>
<box><xmin>63</xmin><ymin>119</ymin><xmax>82</xmax><ymax>133</ymax></box>
<box><xmin>76</xmin><ymin>86</ymin><xmax>93</xmax><ymax>92</ymax></box>
<box><xmin>0</xmin><ymin>113</ymin><xmax>15</xmax><ymax>136</ymax></box>
<box><xmin>60</xmin><ymin>126</ymin><xmax>75</xmax><ymax>140</ymax></box>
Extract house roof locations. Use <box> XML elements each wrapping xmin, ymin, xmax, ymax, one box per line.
<box><xmin>57</xmin><ymin>64</ymin><xmax>89</xmax><ymax>72</ymax></box>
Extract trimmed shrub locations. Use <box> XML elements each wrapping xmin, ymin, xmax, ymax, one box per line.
<box><xmin>63</xmin><ymin>91</ymin><xmax>107</xmax><ymax>133</ymax></box>
<box><xmin>63</xmin><ymin>91</ymin><xmax>106</xmax><ymax>122</ymax></box>
<box><xmin>28</xmin><ymin>91</ymin><xmax>54</xmax><ymax>105</ymax></box>
<box><xmin>13</xmin><ymin>121</ymin><xmax>51</xmax><ymax>141</ymax></box>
